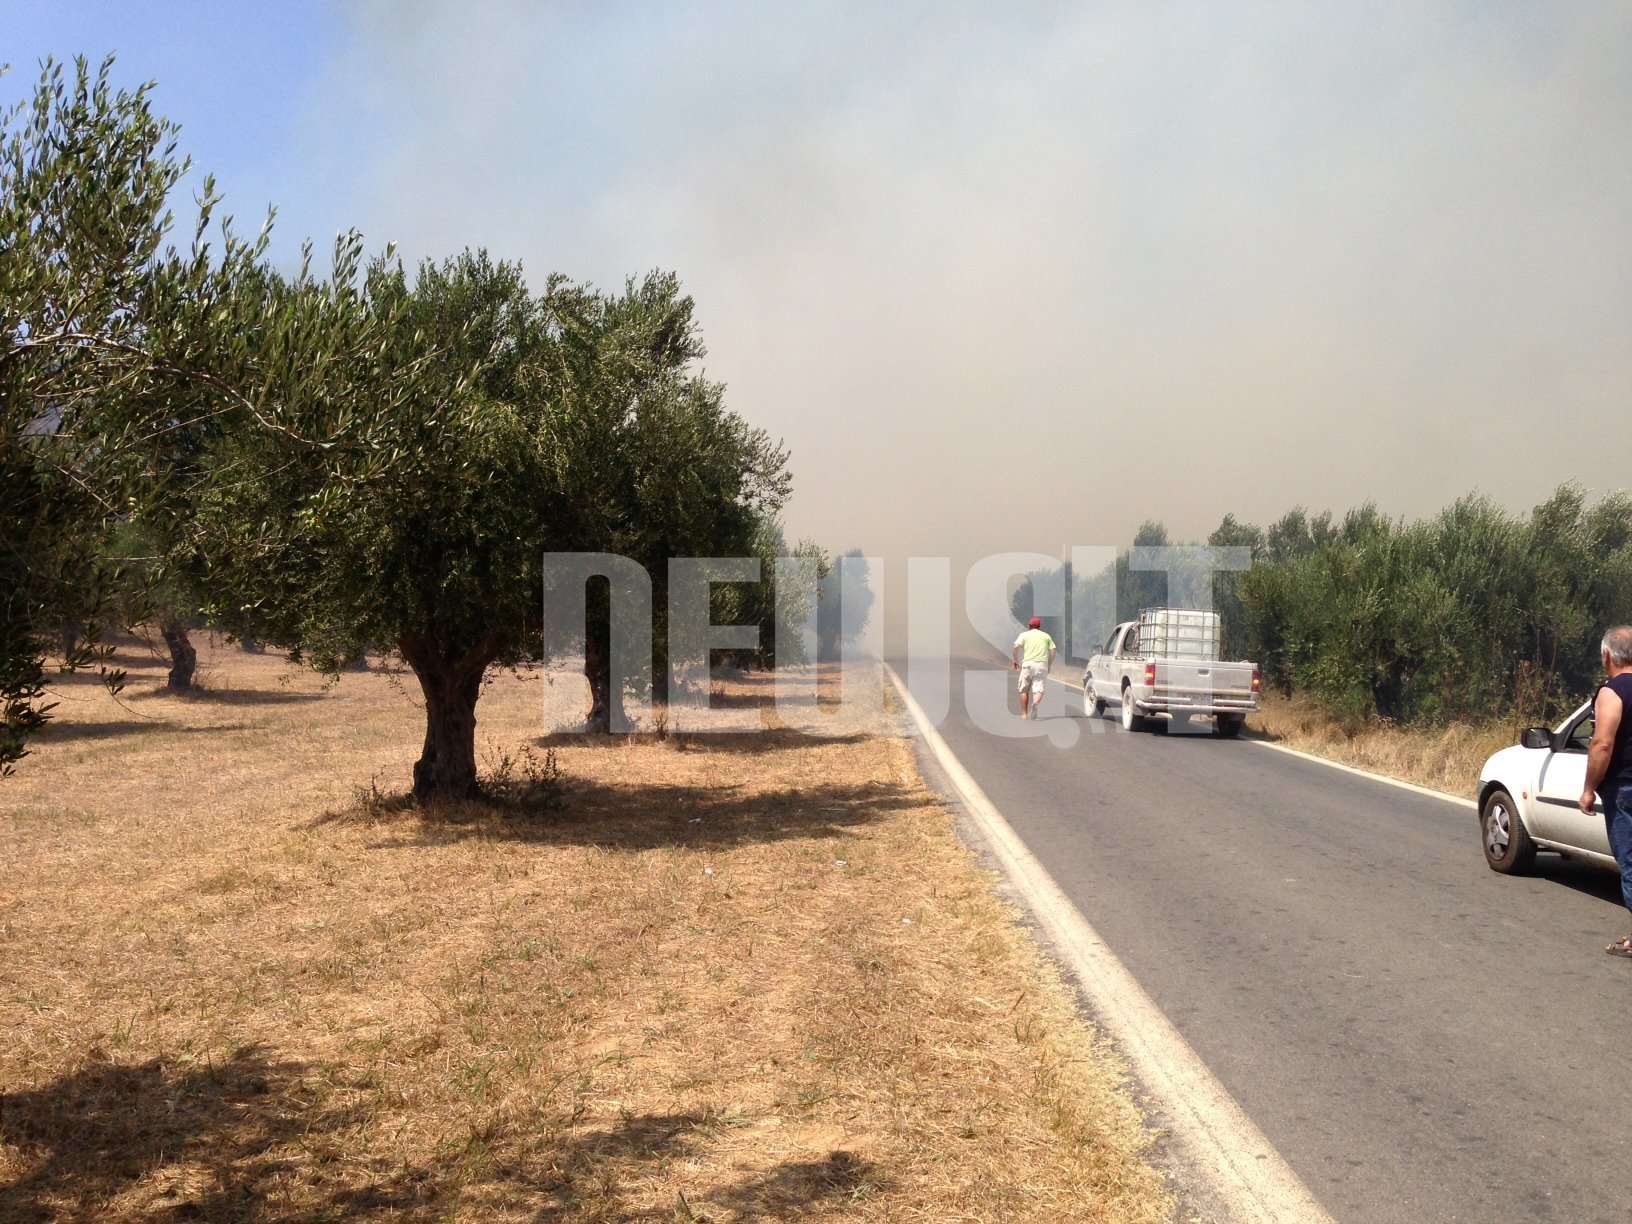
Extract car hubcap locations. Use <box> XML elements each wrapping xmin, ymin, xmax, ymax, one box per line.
<box><xmin>1485</xmin><ymin>804</ymin><xmax>1511</xmax><ymax>856</ymax></box>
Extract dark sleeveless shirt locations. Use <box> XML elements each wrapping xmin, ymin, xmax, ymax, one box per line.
<box><xmin>1602</xmin><ymin>673</ymin><xmax>1632</xmax><ymax>790</ymax></box>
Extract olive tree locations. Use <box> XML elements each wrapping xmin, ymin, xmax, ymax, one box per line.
<box><xmin>2</xmin><ymin>56</ymin><xmax>431</xmax><ymax>771</ymax></box>
<box><xmin>0</xmin><ymin>58</ymin><xmax>180</xmax><ymax>767</ymax></box>
<box><xmin>0</xmin><ymin>57</ymin><xmax>248</xmax><ymax>765</ymax></box>
<box><xmin>185</xmin><ymin>252</ymin><xmax>788</xmax><ymax>799</ymax></box>
<box><xmin>535</xmin><ymin>272</ymin><xmax>788</xmax><ymax>732</ymax></box>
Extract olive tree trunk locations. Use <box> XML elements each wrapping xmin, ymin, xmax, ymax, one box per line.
<box><xmin>583</xmin><ymin>614</ymin><xmax>626</xmax><ymax>734</ymax></box>
<box><xmin>160</xmin><ymin>620</ymin><xmax>197</xmax><ymax>690</ymax></box>
<box><xmin>399</xmin><ymin>630</ymin><xmax>503</xmax><ymax>803</ymax></box>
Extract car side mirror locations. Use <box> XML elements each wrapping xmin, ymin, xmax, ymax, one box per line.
<box><xmin>1520</xmin><ymin>726</ymin><xmax>1553</xmax><ymax>751</ymax></box>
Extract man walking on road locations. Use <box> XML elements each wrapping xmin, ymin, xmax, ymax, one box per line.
<box><xmin>1011</xmin><ymin>616</ymin><xmax>1057</xmax><ymax>720</ymax></box>
<box><xmin>1582</xmin><ymin>624</ymin><xmax>1632</xmax><ymax>958</ymax></box>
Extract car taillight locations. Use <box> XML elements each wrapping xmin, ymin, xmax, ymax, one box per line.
<box><xmin>1252</xmin><ymin>666</ymin><xmax>1261</xmax><ymax>694</ymax></box>
<box><xmin>1143</xmin><ymin>662</ymin><xmax>1156</xmax><ymax>687</ymax></box>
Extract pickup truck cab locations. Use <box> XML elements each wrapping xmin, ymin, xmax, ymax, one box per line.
<box><xmin>1084</xmin><ymin>608</ymin><xmax>1261</xmax><ymax>735</ymax></box>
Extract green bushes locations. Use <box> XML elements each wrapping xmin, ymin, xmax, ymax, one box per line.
<box><xmin>1035</xmin><ymin>482</ymin><xmax>1632</xmax><ymax>728</ymax></box>
<box><xmin>1231</xmin><ymin>485</ymin><xmax>1632</xmax><ymax>724</ymax></box>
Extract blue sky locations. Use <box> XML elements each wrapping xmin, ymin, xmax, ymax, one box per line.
<box><xmin>6</xmin><ymin>3</ymin><xmax>1632</xmax><ymax>564</ymax></box>
<box><xmin>3</xmin><ymin>3</ymin><xmax>349</xmax><ymax>248</ymax></box>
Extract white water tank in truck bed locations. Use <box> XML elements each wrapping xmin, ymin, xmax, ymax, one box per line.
<box><xmin>1137</xmin><ymin>607</ymin><xmax>1222</xmax><ymax>661</ymax></box>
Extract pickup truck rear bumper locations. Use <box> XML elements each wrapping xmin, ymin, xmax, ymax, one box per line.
<box><xmin>1137</xmin><ymin>690</ymin><xmax>1259</xmax><ymax>716</ymax></box>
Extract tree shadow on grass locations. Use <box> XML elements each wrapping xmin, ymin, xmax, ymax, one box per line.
<box><xmin>536</xmin><ymin>728</ymin><xmax>875</xmax><ymax>755</ymax></box>
<box><xmin>315</xmin><ymin>774</ymin><xmax>930</xmax><ymax>853</ymax></box>
<box><xmin>127</xmin><ymin>687</ymin><xmax>327</xmax><ymax>707</ymax></box>
<box><xmin>672</xmin><ymin>728</ymin><xmax>879</xmax><ymax>754</ymax></box>
<box><xmin>45</xmin><ymin>637</ymin><xmax>214</xmax><ymax>693</ymax></box>
<box><xmin>37</xmin><ymin>720</ymin><xmax>256</xmax><ymax>744</ymax></box>
<box><xmin>536</xmin><ymin>1111</ymin><xmax>888</xmax><ymax>1220</ymax></box>
<box><xmin>0</xmin><ymin>1046</ymin><xmax>322</xmax><ymax>1222</ymax></box>
<box><xmin>0</xmin><ymin>1047</ymin><xmax>460</xmax><ymax>1221</ymax></box>
<box><xmin>0</xmin><ymin>1059</ymin><xmax>888</xmax><ymax>1221</ymax></box>
<box><xmin>47</xmin><ymin>643</ymin><xmax>168</xmax><ymax>682</ymax></box>
<box><xmin>44</xmin><ymin>665</ymin><xmax>160</xmax><ymax>693</ymax></box>
<box><xmin>691</xmin><ymin>687</ymin><xmax>776</xmax><ymax>711</ymax></box>
<box><xmin>709</xmin><ymin>1148</ymin><xmax>883</xmax><ymax>1217</ymax></box>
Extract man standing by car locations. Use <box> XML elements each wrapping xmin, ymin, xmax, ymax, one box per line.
<box><xmin>1581</xmin><ymin>624</ymin><xmax>1632</xmax><ymax>958</ymax></box>
<box><xmin>1011</xmin><ymin>616</ymin><xmax>1057</xmax><ymax>720</ymax></box>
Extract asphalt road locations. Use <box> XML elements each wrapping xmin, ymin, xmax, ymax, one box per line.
<box><xmin>915</xmin><ymin>659</ymin><xmax>1632</xmax><ymax>1224</ymax></box>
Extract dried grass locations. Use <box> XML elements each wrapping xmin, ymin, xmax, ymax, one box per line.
<box><xmin>1247</xmin><ymin>693</ymin><xmax>1515</xmax><ymax>798</ymax></box>
<box><xmin>0</xmin><ymin>636</ymin><xmax>1171</xmax><ymax>1221</ymax></box>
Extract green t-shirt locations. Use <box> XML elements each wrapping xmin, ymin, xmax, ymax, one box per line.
<box><xmin>1014</xmin><ymin>628</ymin><xmax>1056</xmax><ymax>665</ymax></box>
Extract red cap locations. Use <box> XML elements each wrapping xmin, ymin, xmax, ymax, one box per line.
<box><xmin>1029</xmin><ymin>617</ymin><xmax>1042</xmax><ymax>628</ymax></box>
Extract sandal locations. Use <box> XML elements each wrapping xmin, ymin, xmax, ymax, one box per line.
<box><xmin>1606</xmin><ymin>937</ymin><xmax>1632</xmax><ymax>958</ymax></box>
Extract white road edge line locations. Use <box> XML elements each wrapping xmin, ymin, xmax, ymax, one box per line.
<box><xmin>1044</xmin><ymin>669</ymin><xmax>1477</xmax><ymax>811</ymax></box>
<box><xmin>887</xmin><ymin>664</ymin><xmax>1334</xmax><ymax>1224</ymax></box>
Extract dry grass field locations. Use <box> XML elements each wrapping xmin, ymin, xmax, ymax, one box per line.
<box><xmin>1246</xmin><ymin>694</ymin><xmax>1516</xmax><ymax>798</ymax></box>
<box><xmin>0</xmin><ymin>636</ymin><xmax>1172</xmax><ymax>1222</ymax></box>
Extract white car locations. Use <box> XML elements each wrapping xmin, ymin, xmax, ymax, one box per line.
<box><xmin>1478</xmin><ymin>700</ymin><xmax>1615</xmax><ymax>873</ymax></box>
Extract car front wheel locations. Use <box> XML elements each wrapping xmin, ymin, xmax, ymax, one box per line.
<box><xmin>1481</xmin><ymin>787</ymin><xmax>1537</xmax><ymax>874</ymax></box>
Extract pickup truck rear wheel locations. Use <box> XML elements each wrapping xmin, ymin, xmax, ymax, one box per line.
<box><xmin>1119</xmin><ymin>684</ymin><xmax>1147</xmax><ymax>732</ymax></box>
<box><xmin>1215</xmin><ymin>714</ymin><xmax>1244</xmax><ymax>738</ymax></box>
<box><xmin>1481</xmin><ymin>787</ymin><xmax>1537</xmax><ymax>874</ymax></box>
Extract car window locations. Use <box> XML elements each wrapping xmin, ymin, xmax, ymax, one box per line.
<box><xmin>1122</xmin><ymin>627</ymin><xmax>1139</xmax><ymax>655</ymax></box>
<box><xmin>1564</xmin><ymin>712</ymin><xmax>1595</xmax><ymax>752</ymax></box>
<box><xmin>1103</xmin><ymin>629</ymin><xmax>1118</xmax><ymax>655</ymax></box>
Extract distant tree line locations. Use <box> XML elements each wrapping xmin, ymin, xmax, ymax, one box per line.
<box><xmin>1013</xmin><ymin>484</ymin><xmax>1632</xmax><ymax>726</ymax></box>
<box><xmin>1</xmin><ymin>57</ymin><xmax>869</xmax><ymax>792</ymax></box>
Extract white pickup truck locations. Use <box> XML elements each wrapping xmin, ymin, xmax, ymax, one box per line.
<box><xmin>1083</xmin><ymin>608</ymin><xmax>1260</xmax><ymax>735</ymax></box>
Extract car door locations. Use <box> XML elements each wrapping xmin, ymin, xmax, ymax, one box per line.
<box><xmin>1530</xmin><ymin>704</ymin><xmax>1611</xmax><ymax>853</ymax></box>
<box><xmin>1091</xmin><ymin>627</ymin><xmax>1123</xmax><ymax>699</ymax></box>
<box><xmin>1116</xmin><ymin>622</ymin><xmax>1142</xmax><ymax>700</ymax></box>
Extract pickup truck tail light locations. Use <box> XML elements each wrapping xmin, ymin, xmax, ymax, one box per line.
<box><xmin>1251</xmin><ymin>666</ymin><xmax>1262</xmax><ymax>694</ymax></box>
<box><xmin>1143</xmin><ymin>662</ymin><xmax>1156</xmax><ymax>687</ymax></box>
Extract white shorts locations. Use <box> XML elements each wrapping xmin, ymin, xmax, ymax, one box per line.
<box><xmin>1018</xmin><ymin>661</ymin><xmax>1048</xmax><ymax>695</ymax></box>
